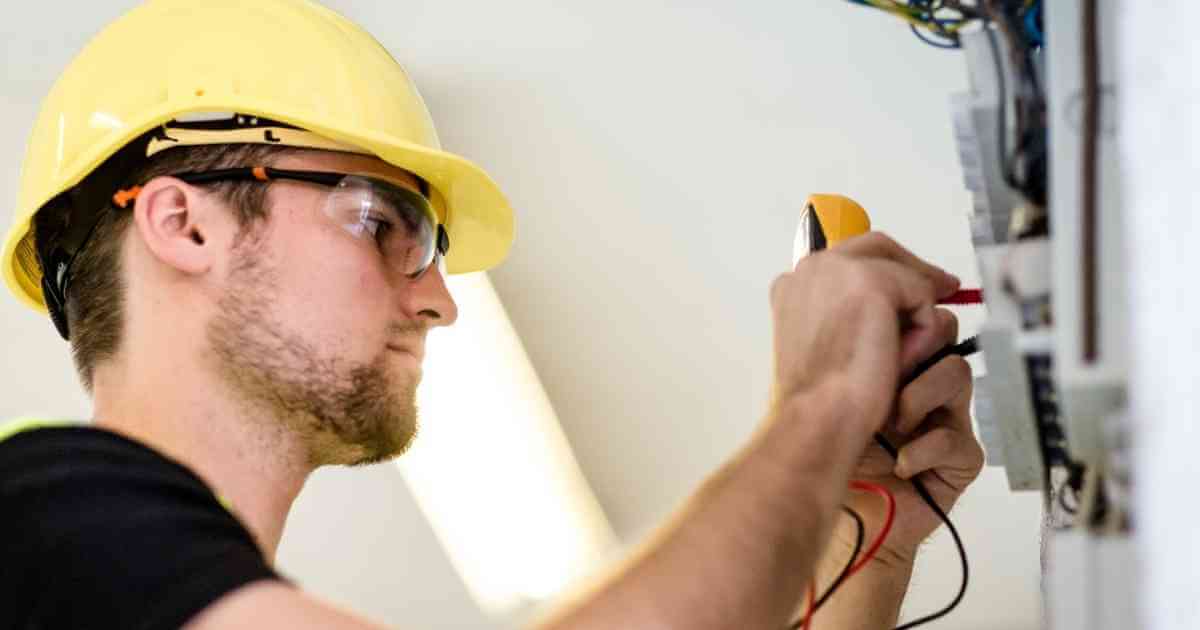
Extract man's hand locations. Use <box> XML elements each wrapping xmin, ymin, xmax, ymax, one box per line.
<box><xmin>836</xmin><ymin>305</ymin><xmax>985</xmax><ymax>568</ymax></box>
<box><xmin>807</xmin><ymin>305</ymin><xmax>984</xmax><ymax>629</ymax></box>
<box><xmin>768</xmin><ymin>232</ymin><xmax>962</xmax><ymax>445</ymax></box>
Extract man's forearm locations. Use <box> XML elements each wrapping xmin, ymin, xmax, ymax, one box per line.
<box><xmin>532</xmin><ymin>392</ymin><xmax>874</xmax><ymax>630</ymax></box>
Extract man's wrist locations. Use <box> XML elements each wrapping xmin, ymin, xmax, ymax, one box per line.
<box><xmin>733</xmin><ymin>391</ymin><xmax>871</xmax><ymax>555</ymax></box>
<box><xmin>812</xmin><ymin>530</ymin><xmax>913</xmax><ymax>628</ymax></box>
<box><xmin>758</xmin><ymin>385</ymin><xmax>877</xmax><ymax>475</ymax></box>
<box><xmin>817</xmin><ymin>522</ymin><xmax>916</xmax><ymax>622</ymax></box>
<box><xmin>824</xmin><ymin>516</ymin><xmax>918</xmax><ymax>575</ymax></box>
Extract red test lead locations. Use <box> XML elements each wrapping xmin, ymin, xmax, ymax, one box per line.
<box><xmin>939</xmin><ymin>289</ymin><xmax>984</xmax><ymax>306</ymax></box>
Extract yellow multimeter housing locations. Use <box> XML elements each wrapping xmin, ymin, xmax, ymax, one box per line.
<box><xmin>792</xmin><ymin>194</ymin><xmax>872</xmax><ymax>266</ymax></box>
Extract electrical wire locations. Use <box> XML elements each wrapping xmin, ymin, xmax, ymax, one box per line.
<box><xmin>792</xmin><ymin>492</ymin><xmax>888</xmax><ymax>628</ymax></box>
<box><xmin>909</xmin><ymin>336</ymin><xmax>980</xmax><ymax>381</ymax></box>
<box><xmin>845</xmin><ymin>0</ymin><xmax>976</xmax><ymax>49</ymax></box>
<box><xmin>792</xmin><ymin>511</ymin><xmax>859</xmax><ymax>628</ymax></box>
<box><xmin>939</xmin><ymin>288</ymin><xmax>984</xmax><ymax>305</ymax></box>
<box><xmin>1057</xmin><ymin>485</ymin><xmax>1079</xmax><ymax>515</ymax></box>
<box><xmin>868</xmin><ymin>338</ymin><xmax>980</xmax><ymax>629</ymax></box>
<box><xmin>982</xmin><ymin>0</ymin><xmax>1048</xmax><ymax>206</ymax></box>
<box><xmin>848</xmin><ymin>0</ymin><xmax>1047</xmax><ymax>57</ymax></box>
<box><xmin>872</xmin><ymin>434</ymin><xmax>970</xmax><ymax>629</ymax></box>
<box><xmin>803</xmin><ymin>582</ymin><xmax>816</xmax><ymax>630</ymax></box>
<box><xmin>909</xmin><ymin>24</ymin><xmax>961</xmax><ymax>49</ymax></box>
<box><xmin>810</xmin><ymin>507</ymin><xmax>865</xmax><ymax>614</ymax></box>
<box><xmin>845</xmin><ymin>481</ymin><xmax>898</xmax><ymax>577</ymax></box>
<box><xmin>1023</xmin><ymin>3</ymin><xmax>1043</xmax><ymax>47</ymax></box>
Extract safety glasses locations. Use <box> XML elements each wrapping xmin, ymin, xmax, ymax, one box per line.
<box><xmin>40</xmin><ymin>166</ymin><xmax>449</xmax><ymax>341</ymax></box>
<box><xmin>113</xmin><ymin>166</ymin><xmax>450</xmax><ymax>280</ymax></box>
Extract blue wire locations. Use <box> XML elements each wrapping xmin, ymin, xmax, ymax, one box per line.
<box><xmin>910</xmin><ymin>23</ymin><xmax>961</xmax><ymax>49</ymax></box>
<box><xmin>1023</xmin><ymin>3</ymin><xmax>1044</xmax><ymax>47</ymax></box>
<box><xmin>912</xmin><ymin>19</ymin><xmax>962</xmax><ymax>49</ymax></box>
<box><xmin>844</xmin><ymin>0</ymin><xmax>965</xmax><ymax>50</ymax></box>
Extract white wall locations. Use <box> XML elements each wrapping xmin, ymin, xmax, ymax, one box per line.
<box><xmin>1</xmin><ymin>1</ymin><xmax>1042</xmax><ymax>628</ymax></box>
<box><xmin>1121</xmin><ymin>3</ymin><xmax>1200</xmax><ymax>629</ymax></box>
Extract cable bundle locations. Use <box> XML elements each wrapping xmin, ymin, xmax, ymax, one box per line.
<box><xmin>979</xmin><ymin>1</ymin><xmax>1047</xmax><ymax>207</ymax></box>
<box><xmin>849</xmin><ymin>1</ymin><xmax>1047</xmax><ymax>205</ymax></box>
<box><xmin>846</xmin><ymin>1</ymin><xmax>1040</xmax><ymax>53</ymax></box>
<box><xmin>845</xmin><ymin>0</ymin><xmax>979</xmax><ymax>49</ymax></box>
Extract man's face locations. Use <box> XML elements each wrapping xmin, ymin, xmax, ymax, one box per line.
<box><xmin>206</xmin><ymin>151</ymin><xmax>458</xmax><ymax>467</ymax></box>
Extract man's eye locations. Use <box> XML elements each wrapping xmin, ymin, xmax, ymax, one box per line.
<box><xmin>363</xmin><ymin>215</ymin><xmax>393</xmax><ymax>239</ymax></box>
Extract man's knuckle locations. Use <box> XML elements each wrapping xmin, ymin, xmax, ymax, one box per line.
<box><xmin>844</xmin><ymin>287</ymin><xmax>877</xmax><ymax>313</ymax></box>
<box><xmin>932</xmin><ymin>428</ymin><xmax>955</xmax><ymax>453</ymax></box>
<box><xmin>969</xmin><ymin>440</ymin><xmax>987</xmax><ymax>474</ymax></box>
<box><xmin>937</xmin><ymin>306</ymin><xmax>958</xmax><ymax>329</ymax></box>
<box><xmin>962</xmin><ymin>371</ymin><xmax>976</xmax><ymax>398</ymax></box>
<box><xmin>948</xmin><ymin>356</ymin><xmax>973</xmax><ymax>382</ymax></box>
<box><xmin>916</xmin><ymin>273</ymin><xmax>937</xmax><ymax>298</ymax></box>
<box><xmin>845</xmin><ymin>264</ymin><xmax>881</xmax><ymax>294</ymax></box>
<box><xmin>864</xmin><ymin>231</ymin><xmax>895</xmax><ymax>248</ymax></box>
<box><xmin>769</xmin><ymin>273</ymin><xmax>790</xmax><ymax>305</ymax></box>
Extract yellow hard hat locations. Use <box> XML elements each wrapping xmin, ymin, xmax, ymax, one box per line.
<box><xmin>2</xmin><ymin>0</ymin><xmax>515</xmax><ymax>320</ymax></box>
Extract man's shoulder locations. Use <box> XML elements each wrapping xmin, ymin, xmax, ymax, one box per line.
<box><xmin>0</xmin><ymin>420</ymin><xmax>147</xmax><ymax>456</ymax></box>
<box><xmin>0</xmin><ymin>422</ymin><xmax>283</xmax><ymax>630</ymax></box>
<box><xmin>0</xmin><ymin>421</ymin><xmax>232</xmax><ymax>545</ymax></box>
<box><xmin>0</xmin><ymin>422</ymin><xmax>209</xmax><ymax>492</ymax></box>
<box><xmin>1</xmin><ymin>419</ymin><xmax>151</xmax><ymax>452</ymax></box>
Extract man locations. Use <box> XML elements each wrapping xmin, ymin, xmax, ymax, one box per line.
<box><xmin>0</xmin><ymin>1</ymin><xmax>983</xmax><ymax>629</ymax></box>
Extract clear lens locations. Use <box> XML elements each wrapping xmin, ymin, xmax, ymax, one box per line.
<box><xmin>323</xmin><ymin>174</ymin><xmax>439</xmax><ymax>277</ymax></box>
<box><xmin>794</xmin><ymin>206</ymin><xmax>815</xmax><ymax>260</ymax></box>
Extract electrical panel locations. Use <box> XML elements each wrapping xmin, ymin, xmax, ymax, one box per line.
<box><xmin>841</xmin><ymin>1</ymin><xmax>1135</xmax><ymax>628</ymax></box>
<box><xmin>955</xmin><ymin>2</ymin><xmax>1134</xmax><ymax>629</ymax></box>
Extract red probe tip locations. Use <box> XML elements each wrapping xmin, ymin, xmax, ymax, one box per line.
<box><xmin>939</xmin><ymin>289</ymin><xmax>984</xmax><ymax>306</ymax></box>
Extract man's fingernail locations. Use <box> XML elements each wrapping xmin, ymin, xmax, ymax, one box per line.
<box><xmin>946</xmin><ymin>272</ymin><xmax>961</xmax><ymax>286</ymax></box>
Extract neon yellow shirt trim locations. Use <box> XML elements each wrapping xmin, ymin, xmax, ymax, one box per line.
<box><xmin>0</xmin><ymin>417</ymin><xmax>77</xmax><ymax>443</ymax></box>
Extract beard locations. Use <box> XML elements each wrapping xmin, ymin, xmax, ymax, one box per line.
<box><xmin>207</xmin><ymin>243</ymin><xmax>419</xmax><ymax>467</ymax></box>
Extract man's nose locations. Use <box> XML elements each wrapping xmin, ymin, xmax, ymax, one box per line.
<box><xmin>400</xmin><ymin>263</ymin><xmax>459</xmax><ymax>328</ymax></box>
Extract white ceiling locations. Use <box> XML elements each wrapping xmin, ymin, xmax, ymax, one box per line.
<box><xmin>0</xmin><ymin>2</ymin><xmax>1042</xmax><ymax>628</ymax></box>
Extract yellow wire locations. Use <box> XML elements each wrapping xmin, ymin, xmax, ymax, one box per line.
<box><xmin>863</xmin><ymin>0</ymin><xmax>919</xmax><ymax>14</ymax></box>
<box><xmin>861</xmin><ymin>0</ymin><xmax>967</xmax><ymax>33</ymax></box>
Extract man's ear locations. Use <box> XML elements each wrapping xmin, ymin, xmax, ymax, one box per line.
<box><xmin>131</xmin><ymin>177</ymin><xmax>227</xmax><ymax>275</ymax></box>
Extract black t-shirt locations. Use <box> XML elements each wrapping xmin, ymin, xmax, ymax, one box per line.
<box><xmin>0</xmin><ymin>425</ymin><xmax>283</xmax><ymax>630</ymax></box>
